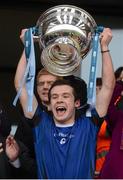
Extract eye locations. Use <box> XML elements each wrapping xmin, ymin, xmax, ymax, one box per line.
<box><xmin>48</xmin><ymin>81</ymin><xmax>54</xmax><ymax>86</ymax></box>
<box><xmin>51</xmin><ymin>95</ymin><xmax>58</xmax><ymax>99</ymax></box>
<box><xmin>64</xmin><ymin>95</ymin><xmax>69</xmax><ymax>98</ymax></box>
<box><xmin>37</xmin><ymin>82</ymin><xmax>44</xmax><ymax>87</ymax></box>
<box><xmin>63</xmin><ymin>93</ymin><xmax>70</xmax><ymax>98</ymax></box>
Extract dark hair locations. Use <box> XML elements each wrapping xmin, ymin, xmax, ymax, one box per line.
<box><xmin>48</xmin><ymin>79</ymin><xmax>78</xmax><ymax>102</ymax></box>
<box><xmin>115</xmin><ymin>67</ymin><xmax>123</xmax><ymax>80</ymax></box>
<box><xmin>64</xmin><ymin>75</ymin><xmax>87</xmax><ymax>107</ymax></box>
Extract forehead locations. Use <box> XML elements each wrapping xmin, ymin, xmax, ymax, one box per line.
<box><xmin>38</xmin><ymin>74</ymin><xmax>58</xmax><ymax>82</ymax></box>
<box><xmin>51</xmin><ymin>85</ymin><xmax>73</xmax><ymax>94</ymax></box>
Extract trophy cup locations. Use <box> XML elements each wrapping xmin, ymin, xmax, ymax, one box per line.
<box><xmin>35</xmin><ymin>5</ymin><xmax>97</xmax><ymax>76</ymax></box>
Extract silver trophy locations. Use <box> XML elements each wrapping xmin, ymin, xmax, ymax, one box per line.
<box><xmin>35</xmin><ymin>5</ymin><xmax>97</xmax><ymax>76</ymax></box>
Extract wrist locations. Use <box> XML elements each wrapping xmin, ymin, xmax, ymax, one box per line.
<box><xmin>101</xmin><ymin>49</ymin><xmax>110</xmax><ymax>53</ymax></box>
<box><xmin>9</xmin><ymin>158</ymin><xmax>21</xmax><ymax>168</ymax></box>
<box><xmin>101</xmin><ymin>44</ymin><xmax>109</xmax><ymax>51</ymax></box>
<box><xmin>9</xmin><ymin>157</ymin><xmax>18</xmax><ymax>162</ymax></box>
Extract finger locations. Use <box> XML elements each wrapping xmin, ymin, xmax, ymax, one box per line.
<box><xmin>6</xmin><ymin>135</ymin><xmax>14</xmax><ymax>145</ymax></box>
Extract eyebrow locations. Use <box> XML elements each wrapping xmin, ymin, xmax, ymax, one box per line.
<box><xmin>51</xmin><ymin>92</ymin><xmax>71</xmax><ymax>96</ymax></box>
<box><xmin>37</xmin><ymin>80</ymin><xmax>54</xmax><ymax>84</ymax></box>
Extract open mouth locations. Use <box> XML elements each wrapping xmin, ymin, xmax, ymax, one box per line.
<box><xmin>56</xmin><ymin>106</ymin><xmax>66</xmax><ymax>116</ymax></box>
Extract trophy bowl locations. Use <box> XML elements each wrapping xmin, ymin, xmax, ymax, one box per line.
<box><xmin>36</xmin><ymin>5</ymin><xmax>97</xmax><ymax>76</ymax></box>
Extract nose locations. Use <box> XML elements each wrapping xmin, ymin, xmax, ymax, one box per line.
<box><xmin>43</xmin><ymin>82</ymin><xmax>49</xmax><ymax>89</ymax></box>
<box><xmin>57</xmin><ymin>96</ymin><xmax>64</xmax><ymax>103</ymax></box>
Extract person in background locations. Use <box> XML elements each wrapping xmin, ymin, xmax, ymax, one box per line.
<box><xmin>0</xmin><ymin>103</ymin><xmax>11</xmax><ymax>179</ymax></box>
<box><xmin>99</xmin><ymin>67</ymin><xmax>123</xmax><ymax>178</ymax></box>
<box><xmin>36</xmin><ymin>68</ymin><xmax>62</xmax><ymax>111</ymax></box>
<box><xmin>99</xmin><ymin>80</ymin><xmax>123</xmax><ymax>178</ymax></box>
<box><xmin>94</xmin><ymin>77</ymin><xmax>112</xmax><ymax>178</ymax></box>
<box><xmin>115</xmin><ymin>66</ymin><xmax>123</xmax><ymax>81</ymax></box>
<box><xmin>0</xmin><ymin>102</ymin><xmax>37</xmax><ymax>179</ymax></box>
<box><xmin>0</xmin><ymin>134</ymin><xmax>37</xmax><ymax>179</ymax></box>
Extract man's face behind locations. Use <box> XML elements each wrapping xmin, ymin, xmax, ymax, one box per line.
<box><xmin>37</xmin><ymin>74</ymin><xmax>58</xmax><ymax>104</ymax></box>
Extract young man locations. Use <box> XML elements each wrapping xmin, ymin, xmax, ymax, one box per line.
<box><xmin>15</xmin><ymin>28</ymin><xmax>115</xmax><ymax>178</ymax></box>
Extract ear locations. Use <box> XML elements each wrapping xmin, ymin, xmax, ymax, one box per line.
<box><xmin>75</xmin><ymin>99</ymin><xmax>80</xmax><ymax>108</ymax></box>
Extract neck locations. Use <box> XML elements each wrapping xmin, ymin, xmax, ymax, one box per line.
<box><xmin>54</xmin><ymin>117</ymin><xmax>75</xmax><ymax>127</ymax></box>
<box><xmin>55</xmin><ymin>122</ymin><xmax>74</xmax><ymax>127</ymax></box>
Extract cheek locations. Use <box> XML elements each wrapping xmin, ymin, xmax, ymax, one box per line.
<box><xmin>37</xmin><ymin>88</ymin><xmax>41</xmax><ymax>95</ymax></box>
<box><xmin>38</xmin><ymin>87</ymin><xmax>43</xmax><ymax>93</ymax></box>
<box><xmin>67</xmin><ymin>101</ymin><xmax>75</xmax><ymax>111</ymax></box>
<box><xmin>67</xmin><ymin>100</ymin><xmax>79</xmax><ymax>112</ymax></box>
<box><xmin>37</xmin><ymin>89</ymin><xmax>40</xmax><ymax>96</ymax></box>
<box><xmin>37</xmin><ymin>87</ymin><xmax>41</xmax><ymax>92</ymax></box>
<box><xmin>50</xmin><ymin>101</ymin><xmax>55</xmax><ymax>110</ymax></box>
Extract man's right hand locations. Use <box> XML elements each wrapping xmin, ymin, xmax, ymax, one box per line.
<box><xmin>5</xmin><ymin>135</ymin><xmax>20</xmax><ymax>162</ymax></box>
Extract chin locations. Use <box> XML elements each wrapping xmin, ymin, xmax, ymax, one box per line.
<box><xmin>43</xmin><ymin>98</ymin><xmax>48</xmax><ymax>103</ymax></box>
<box><xmin>55</xmin><ymin>117</ymin><xmax>68</xmax><ymax>124</ymax></box>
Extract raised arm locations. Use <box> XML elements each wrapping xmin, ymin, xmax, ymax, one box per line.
<box><xmin>14</xmin><ymin>29</ymin><xmax>38</xmax><ymax>119</ymax></box>
<box><xmin>96</xmin><ymin>28</ymin><xmax>115</xmax><ymax>117</ymax></box>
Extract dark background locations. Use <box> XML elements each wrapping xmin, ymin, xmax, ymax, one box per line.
<box><xmin>0</xmin><ymin>0</ymin><xmax>123</xmax><ymax>122</ymax></box>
